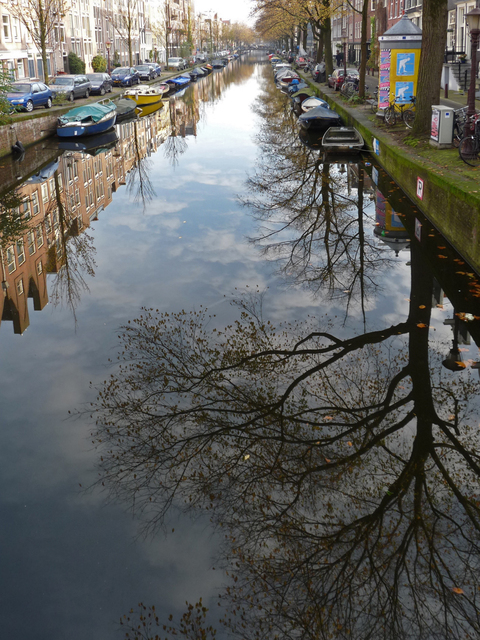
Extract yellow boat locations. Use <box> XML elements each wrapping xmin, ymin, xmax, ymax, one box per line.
<box><xmin>123</xmin><ymin>84</ymin><xmax>167</xmax><ymax>107</ymax></box>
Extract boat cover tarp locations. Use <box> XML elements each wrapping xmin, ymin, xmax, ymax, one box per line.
<box><xmin>116</xmin><ymin>98</ymin><xmax>137</xmax><ymax>116</ymax></box>
<box><xmin>291</xmin><ymin>88</ymin><xmax>316</xmax><ymax>100</ymax></box>
<box><xmin>58</xmin><ymin>101</ymin><xmax>116</xmax><ymax>125</ymax></box>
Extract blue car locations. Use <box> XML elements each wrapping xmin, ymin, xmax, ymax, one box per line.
<box><xmin>7</xmin><ymin>81</ymin><xmax>53</xmax><ymax>112</ymax></box>
<box><xmin>110</xmin><ymin>67</ymin><xmax>140</xmax><ymax>87</ymax></box>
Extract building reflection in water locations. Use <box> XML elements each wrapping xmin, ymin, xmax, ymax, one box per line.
<box><xmin>0</xmin><ymin>76</ymin><xmax>220</xmax><ymax>334</ymax></box>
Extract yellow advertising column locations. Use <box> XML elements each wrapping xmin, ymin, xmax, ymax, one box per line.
<box><xmin>378</xmin><ymin>14</ymin><xmax>422</xmax><ymax>110</ymax></box>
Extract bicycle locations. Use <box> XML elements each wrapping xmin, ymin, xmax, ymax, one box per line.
<box><xmin>340</xmin><ymin>75</ymin><xmax>359</xmax><ymax>98</ymax></box>
<box><xmin>453</xmin><ymin>107</ymin><xmax>480</xmax><ymax>148</ymax></box>
<box><xmin>384</xmin><ymin>95</ymin><xmax>416</xmax><ymax>128</ymax></box>
<box><xmin>458</xmin><ymin>117</ymin><xmax>480</xmax><ymax>167</ymax></box>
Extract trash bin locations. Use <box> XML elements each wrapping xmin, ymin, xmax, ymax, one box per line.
<box><xmin>430</xmin><ymin>105</ymin><xmax>454</xmax><ymax>148</ymax></box>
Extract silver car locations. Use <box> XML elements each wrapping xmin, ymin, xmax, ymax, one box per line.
<box><xmin>48</xmin><ymin>75</ymin><xmax>92</xmax><ymax>101</ymax></box>
<box><xmin>167</xmin><ymin>57</ymin><xmax>187</xmax><ymax>70</ymax></box>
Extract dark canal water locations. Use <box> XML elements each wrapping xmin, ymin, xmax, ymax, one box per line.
<box><xmin>1</xmin><ymin>54</ymin><xmax>480</xmax><ymax>639</ymax></box>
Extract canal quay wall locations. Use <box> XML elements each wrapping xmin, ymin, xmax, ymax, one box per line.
<box><xmin>302</xmin><ymin>75</ymin><xmax>480</xmax><ymax>275</ymax></box>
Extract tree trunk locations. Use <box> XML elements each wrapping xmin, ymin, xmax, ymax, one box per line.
<box><xmin>39</xmin><ymin>8</ymin><xmax>49</xmax><ymax>84</ymax></box>
<box><xmin>411</xmin><ymin>0</ymin><xmax>448</xmax><ymax>136</ymax></box>
<box><xmin>358</xmin><ymin>0</ymin><xmax>369</xmax><ymax>97</ymax></box>
<box><xmin>322</xmin><ymin>20</ymin><xmax>333</xmax><ymax>77</ymax></box>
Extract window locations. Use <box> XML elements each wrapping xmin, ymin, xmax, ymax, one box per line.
<box><xmin>37</xmin><ymin>261</ymin><xmax>43</xmax><ymax>275</ymax></box>
<box><xmin>41</xmin><ymin>183</ymin><xmax>49</xmax><ymax>203</ymax></box>
<box><xmin>16</xmin><ymin>279</ymin><xmax>24</xmax><ymax>296</ymax></box>
<box><xmin>2</xmin><ymin>15</ymin><xmax>11</xmax><ymax>41</ymax></box>
<box><xmin>16</xmin><ymin>239</ymin><xmax>25</xmax><ymax>265</ymax></box>
<box><xmin>45</xmin><ymin>213</ymin><xmax>52</xmax><ymax>234</ymax></box>
<box><xmin>27</xmin><ymin>230</ymin><xmax>36</xmax><ymax>255</ymax></box>
<box><xmin>31</xmin><ymin>191</ymin><xmax>39</xmax><ymax>215</ymax></box>
<box><xmin>6</xmin><ymin>246</ymin><xmax>16</xmax><ymax>274</ymax></box>
<box><xmin>36</xmin><ymin>224</ymin><xmax>44</xmax><ymax>248</ymax></box>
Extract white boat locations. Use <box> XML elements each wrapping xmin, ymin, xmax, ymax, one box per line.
<box><xmin>123</xmin><ymin>84</ymin><xmax>167</xmax><ymax>107</ymax></box>
<box><xmin>321</xmin><ymin>127</ymin><xmax>364</xmax><ymax>154</ymax></box>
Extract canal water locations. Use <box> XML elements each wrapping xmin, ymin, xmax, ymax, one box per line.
<box><xmin>1</xmin><ymin>54</ymin><xmax>480</xmax><ymax>639</ymax></box>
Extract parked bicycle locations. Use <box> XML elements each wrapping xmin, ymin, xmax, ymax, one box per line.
<box><xmin>453</xmin><ymin>107</ymin><xmax>480</xmax><ymax>148</ymax></box>
<box><xmin>458</xmin><ymin>117</ymin><xmax>480</xmax><ymax>166</ymax></box>
<box><xmin>340</xmin><ymin>75</ymin><xmax>359</xmax><ymax>98</ymax></box>
<box><xmin>384</xmin><ymin>95</ymin><xmax>416</xmax><ymax>128</ymax></box>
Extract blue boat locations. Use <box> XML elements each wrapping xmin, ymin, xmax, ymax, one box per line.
<box><xmin>57</xmin><ymin>100</ymin><xmax>117</xmax><ymax>137</ymax></box>
<box><xmin>165</xmin><ymin>76</ymin><xmax>190</xmax><ymax>92</ymax></box>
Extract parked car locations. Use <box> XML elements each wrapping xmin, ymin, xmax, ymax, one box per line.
<box><xmin>327</xmin><ymin>68</ymin><xmax>359</xmax><ymax>90</ymax></box>
<box><xmin>6</xmin><ymin>81</ymin><xmax>53</xmax><ymax>111</ymax></box>
<box><xmin>110</xmin><ymin>67</ymin><xmax>140</xmax><ymax>87</ymax></box>
<box><xmin>167</xmin><ymin>57</ymin><xmax>187</xmax><ymax>70</ymax></box>
<box><xmin>146</xmin><ymin>63</ymin><xmax>161</xmax><ymax>77</ymax></box>
<box><xmin>48</xmin><ymin>75</ymin><xmax>92</xmax><ymax>101</ymax></box>
<box><xmin>134</xmin><ymin>65</ymin><xmax>155</xmax><ymax>81</ymax></box>
<box><xmin>86</xmin><ymin>73</ymin><xmax>113</xmax><ymax>95</ymax></box>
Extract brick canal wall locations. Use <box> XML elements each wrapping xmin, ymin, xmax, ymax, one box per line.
<box><xmin>0</xmin><ymin>113</ymin><xmax>58</xmax><ymax>158</ymax></box>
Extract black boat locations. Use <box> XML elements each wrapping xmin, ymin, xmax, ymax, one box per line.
<box><xmin>115</xmin><ymin>98</ymin><xmax>138</xmax><ymax>122</ymax></box>
<box><xmin>297</xmin><ymin>105</ymin><xmax>342</xmax><ymax>130</ymax></box>
<box><xmin>57</xmin><ymin>129</ymin><xmax>119</xmax><ymax>155</ymax></box>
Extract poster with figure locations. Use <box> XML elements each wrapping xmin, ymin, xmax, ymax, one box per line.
<box><xmin>379</xmin><ymin>50</ymin><xmax>391</xmax><ymax>108</ymax></box>
<box><xmin>395</xmin><ymin>81</ymin><xmax>414</xmax><ymax>103</ymax></box>
<box><xmin>396</xmin><ymin>53</ymin><xmax>415</xmax><ymax>76</ymax></box>
<box><xmin>431</xmin><ymin>109</ymin><xmax>439</xmax><ymax>141</ymax></box>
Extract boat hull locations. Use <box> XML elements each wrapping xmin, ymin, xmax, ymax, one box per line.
<box><xmin>57</xmin><ymin>113</ymin><xmax>117</xmax><ymax>137</ymax></box>
<box><xmin>321</xmin><ymin>127</ymin><xmax>364</xmax><ymax>154</ymax></box>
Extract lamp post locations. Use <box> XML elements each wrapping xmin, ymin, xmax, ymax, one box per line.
<box><xmin>342</xmin><ymin>35</ymin><xmax>347</xmax><ymax>81</ymax></box>
<box><xmin>465</xmin><ymin>7</ymin><xmax>480</xmax><ymax>132</ymax></box>
<box><xmin>106</xmin><ymin>40</ymin><xmax>111</xmax><ymax>74</ymax></box>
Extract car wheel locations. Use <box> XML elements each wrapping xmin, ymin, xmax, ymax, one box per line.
<box><xmin>100</xmin><ymin>87</ymin><xmax>106</xmax><ymax>95</ymax></box>
<box><xmin>85</xmin><ymin>89</ymin><xmax>90</xmax><ymax>98</ymax></box>
<box><xmin>25</xmin><ymin>100</ymin><xmax>34</xmax><ymax>112</ymax></box>
<box><xmin>69</xmin><ymin>92</ymin><xmax>74</xmax><ymax>102</ymax></box>
<box><xmin>45</xmin><ymin>97</ymin><xmax>52</xmax><ymax>109</ymax></box>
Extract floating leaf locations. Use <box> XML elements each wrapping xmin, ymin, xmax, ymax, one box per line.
<box><xmin>419</xmin><ymin>305</ymin><xmax>426</xmax><ymax>309</ymax></box>
<box><xmin>324</xmin><ymin>416</ymin><xmax>333</xmax><ymax>421</ymax></box>
<box><xmin>452</xmin><ymin>587</ymin><xmax>464</xmax><ymax>594</ymax></box>
<box><xmin>324</xmin><ymin>458</ymin><xmax>331</xmax><ymax>463</ymax></box>
<box><xmin>438</xmin><ymin>255</ymin><xmax>448</xmax><ymax>259</ymax></box>
<box><xmin>244</xmin><ymin>454</ymin><xmax>250</xmax><ymax>461</ymax></box>
<box><xmin>347</xmin><ymin>441</ymin><xmax>353</xmax><ymax>446</ymax></box>
<box><xmin>417</xmin><ymin>323</ymin><xmax>428</xmax><ymax>328</ymax></box>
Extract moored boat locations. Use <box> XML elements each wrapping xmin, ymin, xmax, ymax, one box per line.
<box><xmin>297</xmin><ymin>105</ymin><xmax>342</xmax><ymax>131</ymax></box>
<box><xmin>57</xmin><ymin>100</ymin><xmax>117</xmax><ymax>137</ymax></box>
<box><xmin>115</xmin><ymin>97</ymin><xmax>138</xmax><ymax>122</ymax></box>
<box><xmin>321</xmin><ymin>127</ymin><xmax>364</xmax><ymax>154</ymax></box>
<box><xmin>123</xmin><ymin>84</ymin><xmax>166</xmax><ymax>107</ymax></box>
<box><xmin>300</xmin><ymin>96</ymin><xmax>330</xmax><ymax>112</ymax></box>
<box><xmin>165</xmin><ymin>76</ymin><xmax>191</xmax><ymax>93</ymax></box>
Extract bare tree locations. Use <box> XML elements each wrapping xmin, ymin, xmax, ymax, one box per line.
<box><xmin>8</xmin><ymin>0</ymin><xmax>66</xmax><ymax>84</ymax></box>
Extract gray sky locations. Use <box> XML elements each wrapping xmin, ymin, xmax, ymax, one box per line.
<box><xmin>194</xmin><ymin>0</ymin><xmax>254</xmax><ymax>25</ymax></box>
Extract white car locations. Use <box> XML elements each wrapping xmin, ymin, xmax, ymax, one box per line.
<box><xmin>167</xmin><ymin>57</ymin><xmax>187</xmax><ymax>70</ymax></box>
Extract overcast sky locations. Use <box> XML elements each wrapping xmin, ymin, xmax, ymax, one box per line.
<box><xmin>194</xmin><ymin>0</ymin><xmax>255</xmax><ymax>25</ymax></box>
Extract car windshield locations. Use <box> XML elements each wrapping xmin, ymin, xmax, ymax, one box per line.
<box><xmin>115</xmin><ymin>68</ymin><xmax>130</xmax><ymax>73</ymax></box>
<box><xmin>51</xmin><ymin>78</ymin><xmax>72</xmax><ymax>85</ymax></box>
<box><xmin>168</xmin><ymin>58</ymin><xmax>180</xmax><ymax>63</ymax></box>
<box><xmin>87</xmin><ymin>74</ymin><xmax>104</xmax><ymax>80</ymax></box>
<box><xmin>135</xmin><ymin>66</ymin><xmax>149</xmax><ymax>70</ymax></box>
<box><xmin>10</xmin><ymin>84</ymin><xmax>31</xmax><ymax>93</ymax></box>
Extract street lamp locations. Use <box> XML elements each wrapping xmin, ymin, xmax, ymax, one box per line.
<box><xmin>342</xmin><ymin>34</ymin><xmax>347</xmax><ymax>81</ymax></box>
<box><xmin>106</xmin><ymin>40</ymin><xmax>112</xmax><ymax>74</ymax></box>
<box><xmin>465</xmin><ymin>7</ymin><xmax>480</xmax><ymax>132</ymax></box>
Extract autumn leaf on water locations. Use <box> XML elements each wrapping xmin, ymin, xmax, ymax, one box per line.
<box><xmin>244</xmin><ymin>454</ymin><xmax>250</xmax><ymax>461</ymax></box>
<box><xmin>455</xmin><ymin>361</ymin><xmax>466</xmax><ymax>368</ymax></box>
<box><xmin>324</xmin><ymin>458</ymin><xmax>331</xmax><ymax>463</ymax></box>
<box><xmin>419</xmin><ymin>305</ymin><xmax>426</xmax><ymax>309</ymax></box>
<box><xmin>347</xmin><ymin>441</ymin><xmax>353</xmax><ymax>446</ymax></box>
<box><xmin>417</xmin><ymin>323</ymin><xmax>428</xmax><ymax>328</ymax></box>
<box><xmin>452</xmin><ymin>587</ymin><xmax>464</xmax><ymax>594</ymax></box>
<box><xmin>324</xmin><ymin>416</ymin><xmax>333</xmax><ymax>421</ymax></box>
<box><xmin>448</xmin><ymin>415</ymin><xmax>456</xmax><ymax>421</ymax></box>
<box><xmin>437</xmin><ymin>246</ymin><xmax>446</xmax><ymax>250</ymax></box>
<box><xmin>438</xmin><ymin>255</ymin><xmax>448</xmax><ymax>259</ymax></box>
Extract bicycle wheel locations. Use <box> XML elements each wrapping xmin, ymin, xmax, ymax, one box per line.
<box><xmin>384</xmin><ymin>107</ymin><xmax>396</xmax><ymax>126</ymax></box>
<box><xmin>459</xmin><ymin>136</ymin><xmax>480</xmax><ymax>167</ymax></box>
<box><xmin>403</xmin><ymin>109</ymin><xmax>415</xmax><ymax>129</ymax></box>
<box><xmin>453</xmin><ymin>121</ymin><xmax>465</xmax><ymax>148</ymax></box>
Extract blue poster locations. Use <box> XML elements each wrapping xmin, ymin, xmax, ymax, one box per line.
<box><xmin>395</xmin><ymin>81</ymin><xmax>414</xmax><ymax>103</ymax></box>
<box><xmin>396</xmin><ymin>53</ymin><xmax>415</xmax><ymax>76</ymax></box>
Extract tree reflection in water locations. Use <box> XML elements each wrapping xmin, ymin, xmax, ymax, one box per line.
<box><xmin>89</xmin><ymin>71</ymin><xmax>480</xmax><ymax>639</ymax></box>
